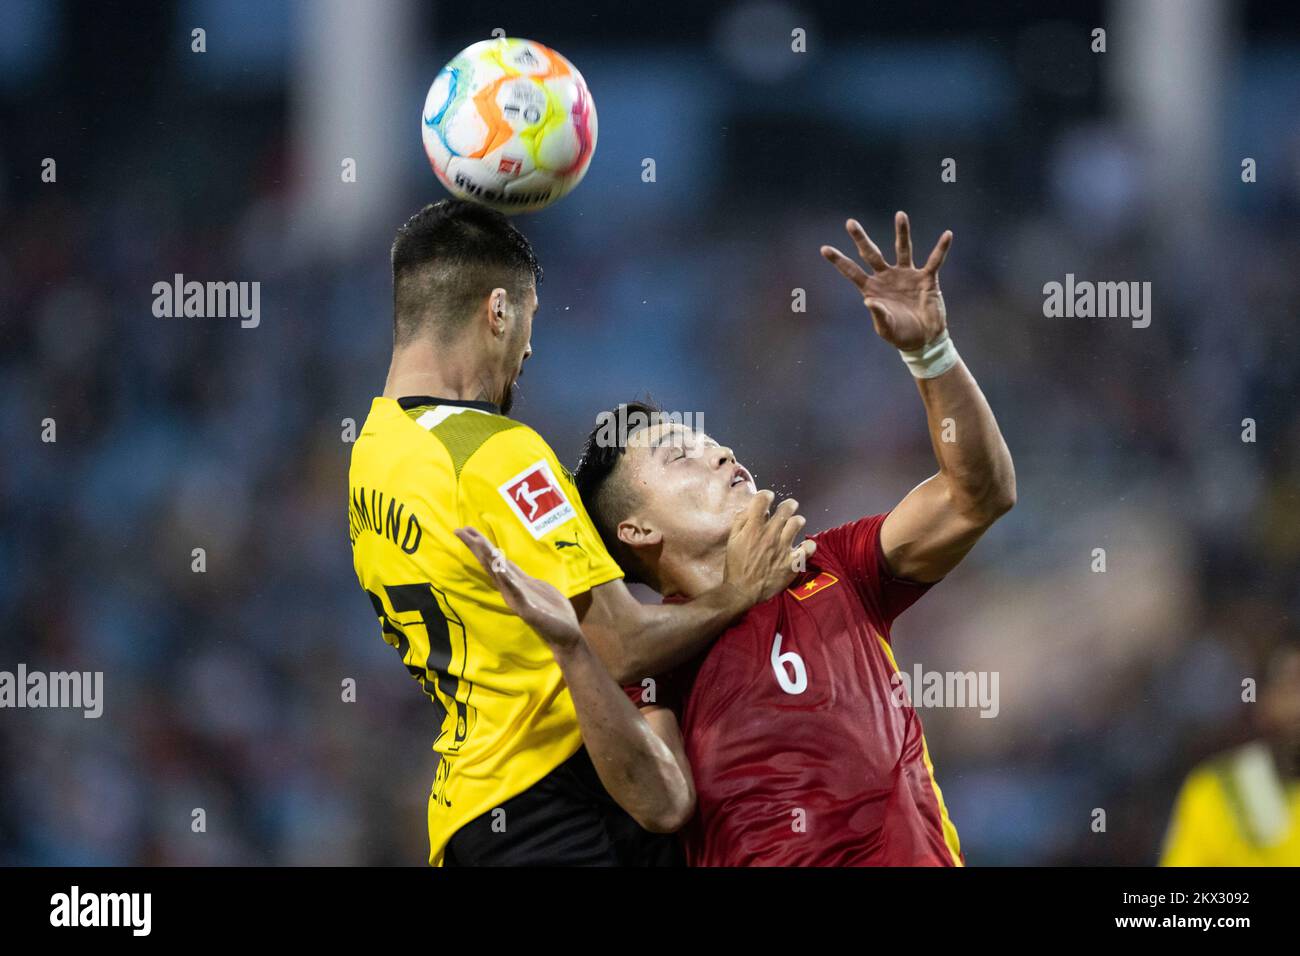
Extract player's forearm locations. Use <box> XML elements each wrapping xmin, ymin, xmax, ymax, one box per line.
<box><xmin>550</xmin><ymin>640</ymin><xmax>694</xmax><ymax>833</ymax></box>
<box><xmin>586</xmin><ymin>582</ymin><xmax>745</xmax><ymax>685</ymax></box>
<box><xmin>915</xmin><ymin>357</ymin><xmax>1016</xmax><ymax>522</ymax></box>
<box><xmin>582</xmin><ymin>497</ymin><xmax>809</xmax><ymax>682</ymax></box>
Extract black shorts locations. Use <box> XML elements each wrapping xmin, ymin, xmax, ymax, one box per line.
<box><xmin>443</xmin><ymin>747</ymin><xmax>684</xmax><ymax>866</ymax></box>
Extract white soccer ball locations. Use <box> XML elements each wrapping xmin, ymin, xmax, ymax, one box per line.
<box><xmin>421</xmin><ymin>37</ymin><xmax>598</xmax><ymax>214</ymax></box>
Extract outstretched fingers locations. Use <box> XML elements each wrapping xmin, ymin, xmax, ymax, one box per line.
<box><xmin>455</xmin><ymin>527</ymin><xmax>520</xmax><ymax>595</ymax></box>
<box><xmin>846</xmin><ymin>219</ymin><xmax>889</xmax><ymax>272</ymax></box>
<box><xmin>894</xmin><ymin>210</ymin><xmax>913</xmax><ymax>268</ymax></box>
<box><xmin>819</xmin><ymin>245</ymin><xmax>871</xmax><ymax>291</ymax></box>
<box><xmin>923</xmin><ymin>229</ymin><xmax>953</xmax><ymax>275</ymax></box>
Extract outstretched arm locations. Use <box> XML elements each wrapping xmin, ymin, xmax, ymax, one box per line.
<box><xmin>821</xmin><ymin>212</ymin><xmax>1015</xmax><ymax>583</ymax></box>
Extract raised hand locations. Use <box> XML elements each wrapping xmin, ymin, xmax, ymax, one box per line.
<box><xmin>455</xmin><ymin>526</ymin><xmax>583</xmax><ymax>652</ymax></box>
<box><xmin>820</xmin><ymin>212</ymin><xmax>953</xmax><ymax>351</ymax></box>
<box><xmin>723</xmin><ymin>490</ymin><xmax>818</xmax><ymax>606</ymax></box>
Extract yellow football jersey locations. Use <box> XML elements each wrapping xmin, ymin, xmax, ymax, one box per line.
<box><xmin>1160</xmin><ymin>742</ymin><xmax>1300</xmax><ymax>866</ymax></box>
<box><xmin>348</xmin><ymin>395</ymin><xmax>623</xmax><ymax>865</ymax></box>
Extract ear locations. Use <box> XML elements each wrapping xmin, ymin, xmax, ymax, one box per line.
<box><xmin>617</xmin><ymin>517</ymin><xmax>662</xmax><ymax>552</ymax></box>
<box><xmin>486</xmin><ymin>288</ymin><xmax>508</xmax><ymax>336</ymax></box>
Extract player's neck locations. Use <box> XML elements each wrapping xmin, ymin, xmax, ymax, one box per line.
<box><xmin>661</xmin><ymin>549</ymin><xmax>726</xmax><ymax>602</ymax></box>
<box><xmin>382</xmin><ymin>339</ymin><xmax>497</xmax><ymax>405</ymax></box>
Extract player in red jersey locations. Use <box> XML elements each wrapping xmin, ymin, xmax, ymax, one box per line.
<box><xmin>557</xmin><ymin>212</ymin><xmax>1016</xmax><ymax>866</ymax></box>
<box><xmin>459</xmin><ymin>213</ymin><xmax>1012</xmax><ymax>865</ymax></box>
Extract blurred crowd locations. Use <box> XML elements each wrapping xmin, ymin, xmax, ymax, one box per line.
<box><xmin>1</xmin><ymin>1</ymin><xmax>1297</xmax><ymax>864</ymax></box>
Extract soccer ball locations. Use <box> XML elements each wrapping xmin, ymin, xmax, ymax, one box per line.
<box><xmin>421</xmin><ymin>37</ymin><xmax>598</xmax><ymax>214</ymax></box>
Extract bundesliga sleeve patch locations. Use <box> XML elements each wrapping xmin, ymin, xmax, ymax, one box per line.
<box><xmin>499</xmin><ymin>460</ymin><xmax>578</xmax><ymax>539</ymax></box>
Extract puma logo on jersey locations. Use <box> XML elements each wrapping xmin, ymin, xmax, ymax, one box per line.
<box><xmin>554</xmin><ymin>538</ymin><xmax>582</xmax><ymax>550</ymax></box>
<box><xmin>499</xmin><ymin>460</ymin><xmax>577</xmax><ymax>539</ymax></box>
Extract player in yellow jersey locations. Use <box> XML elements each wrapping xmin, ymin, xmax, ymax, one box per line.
<box><xmin>1160</xmin><ymin>642</ymin><xmax>1300</xmax><ymax>866</ymax></box>
<box><xmin>349</xmin><ymin>200</ymin><xmax>813</xmax><ymax>865</ymax></box>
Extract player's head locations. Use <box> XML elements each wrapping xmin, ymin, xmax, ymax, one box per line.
<box><xmin>574</xmin><ymin>400</ymin><xmax>757</xmax><ymax>594</ymax></box>
<box><xmin>390</xmin><ymin>199</ymin><xmax>542</xmax><ymax>414</ymax></box>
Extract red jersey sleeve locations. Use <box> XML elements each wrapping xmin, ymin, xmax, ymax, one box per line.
<box><xmin>810</xmin><ymin>512</ymin><xmax>933</xmax><ymax>635</ymax></box>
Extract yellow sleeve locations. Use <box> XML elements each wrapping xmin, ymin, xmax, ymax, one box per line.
<box><xmin>458</xmin><ymin>424</ymin><xmax>623</xmax><ymax>599</ymax></box>
<box><xmin>1159</xmin><ymin>768</ymin><xmax>1226</xmax><ymax>867</ymax></box>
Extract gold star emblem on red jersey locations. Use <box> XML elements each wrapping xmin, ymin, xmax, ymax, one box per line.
<box><xmin>788</xmin><ymin>571</ymin><xmax>840</xmax><ymax>600</ymax></box>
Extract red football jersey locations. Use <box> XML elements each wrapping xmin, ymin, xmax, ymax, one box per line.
<box><xmin>624</xmin><ymin>513</ymin><xmax>963</xmax><ymax>867</ymax></box>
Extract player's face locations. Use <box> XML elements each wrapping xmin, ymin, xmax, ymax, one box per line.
<box><xmin>622</xmin><ymin>422</ymin><xmax>757</xmax><ymax>559</ymax></box>
<box><xmin>498</xmin><ymin>284</ymin><xmax>537</xmax><ymax>415</ymax></box>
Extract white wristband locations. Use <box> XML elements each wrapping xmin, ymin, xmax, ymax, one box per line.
<box><xmin>899</xmin><ymin>329</ymin><xmax>959</xmax><ymax>379</ymax></box>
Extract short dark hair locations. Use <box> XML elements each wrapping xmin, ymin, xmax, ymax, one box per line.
<box><xmin>390</xmin><ymin>199</ymin><xmax>542</xmax><ymax>345</ymax></box>
<box><xmin>574</xmin><ymin>400</ymin><xmax>667</xmax><ymax>587</ymax></box>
